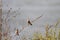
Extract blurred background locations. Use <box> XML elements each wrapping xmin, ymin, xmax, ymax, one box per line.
<box><xmin>2</xmin><ymin>0</ymin><xmax>60</xmax><ymax>40</ymax></box>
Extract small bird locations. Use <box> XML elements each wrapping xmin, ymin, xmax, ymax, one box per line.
<box><xmin>15</xmin><ymin>29</ymin><xmax>19</xmax><ymax>36</ymax></box>
<box><xmin>27</xmin><ymin>17</ymin><xmax>32</xmax><ymax>25</ymax></box>
<box><xmin>28</xmin><ymin>20</ymin><xmax>32</xmax><ymax>25</ymax></box>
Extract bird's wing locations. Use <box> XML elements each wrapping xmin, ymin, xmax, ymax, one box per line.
<box><xmin>31</xmin><ymin>14</ymin><xmax>43</xmax><ymax>23</ymax></box>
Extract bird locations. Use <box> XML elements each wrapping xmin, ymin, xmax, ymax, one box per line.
<box><xmin>27</xmin><ymin>17</ymin><xmax>32</xmax><ymax>26</ymax></box>
<box><xmin>15</xmin><ymin>29</ymin><xmax>19</xmax><ymax>36</ymax></box>
<box><xmin>28</xmin><ymin>20</ymin><xmax>32</xmax><ymax>25</ymax></box>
